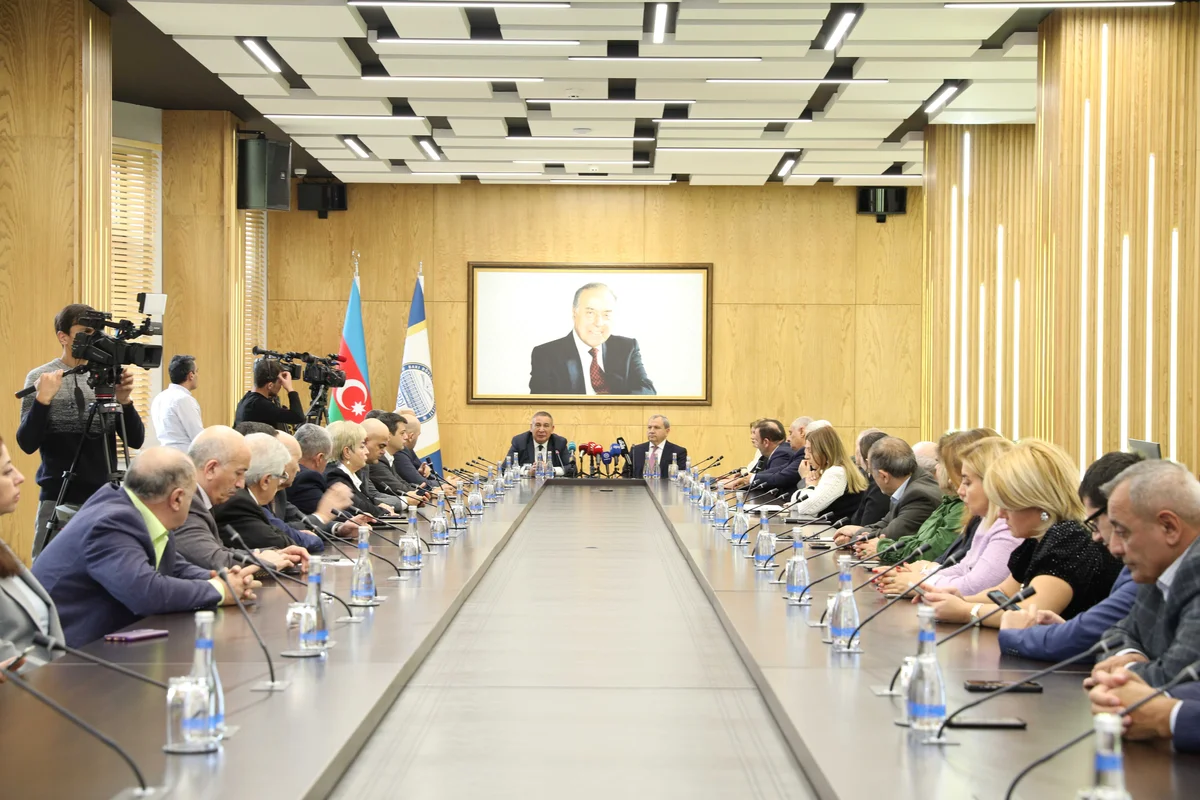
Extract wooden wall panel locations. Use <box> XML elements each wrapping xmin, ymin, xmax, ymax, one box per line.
<box><xmin>1038</xmin><ymin>6</ymin><xmax>1200</xmax><ymax>469</ymax></box>
<box><xmin>0</xmin><ymin>0</ymin><xmax>111</xmax><ymax>561</ymax></box>
<box><xmin>269</xmin><ymin>182</ymin><xmax>926</xmax><ymax>470</ymax></box>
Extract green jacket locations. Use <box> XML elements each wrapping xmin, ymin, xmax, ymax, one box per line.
<box><xmin>877</xmin><ymin>494</ymin><xmax>964</xmax><ymax>565</ymax></box>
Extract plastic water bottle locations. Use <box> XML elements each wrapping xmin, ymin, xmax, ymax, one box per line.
<box><xmin>399</xmin><ymin>529</ymin><xmax>422</xmax><ymax>570</ymax></box>
<box><xmin>350</xmin><ymin>525</ymin><xmax>376</xmax><ymax>603</ymax></box>
<box><xmin>1083</xmin><ymin>713</ymin><xmax>1132</xmax><ymax>799</ymax></box>
<box><xmin>783</xmin><ymin>540</ymin><xmax>810</xmax><ymax>603</ymax></box>
<box><xmin>690</xmin><ymin>470</ymin><xmax>702</xmax><ymax>505</ymax></box>
<box><xmin>493</xmin><ymin>463</ymin><xmax>505</xmax><ymax>496</ymax></box>
<box><xmin>407</xmin><ymin>502</ymin><xmax>419</xmax><ymax>530</ymax></box>
<box><xmin>483</xmin><ymin>468</ymin><xmax>497</xmax><ymax>504</ymax></box>
<box><xmin>906</xmin><ymin>604</ymin><xmax>947</xmax><ymax>733</ymax></box>
<box><xmin>829</xmin><ymin>555</ymin><xmax>860</xmax><ymax>652</ymax></box>
<box><xmin>301</xmin><ymin>556</ymin><xmax>329</xmax><ymax>651</ymax></box>
<box><xmin>713</xmin><ymin>487</ymin><xmax>730</xmax><ymax>529</ymax></box>
<box><xmin>189</xmin><ymin>610</ymin><xmax>223</xmax><ymax>741</ymax></box>
<box><xmin>700</xmin><ymin>477</ymin><xmax>714</xmax><ymax>518</ymax></box>
<box><xmin>730</xmin><ymin>491</ymin><xmax>750</xmax><ymax>545</ymax></box>
<box><xmin>450</xmin><ymin>485</ymin><xmax>466</xmax><ymax>529</ymax></box>
<box><xmin>668</xmin><ymin>453</ymin><xmax>679</xmax><ymax>483</ymax></box>
<box><xmin>535</xmin><ymin>450</ymin><xmax>546</xmax><ymax>480</ymax></box>
<box><xmin>753</xmin><ymin>511</ymin><xmax>776</xmax><ymax>570</ymax></box>
<box><xmin>468</xmin><ymin>475</ymin><xmax>484</xmax><ymax>515</ymax></box>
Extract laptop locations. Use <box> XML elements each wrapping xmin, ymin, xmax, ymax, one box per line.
<box><xmin>1128</xmin><ymin>439</ymin><xmax>1162</xmax><ymax>460</ymax></box>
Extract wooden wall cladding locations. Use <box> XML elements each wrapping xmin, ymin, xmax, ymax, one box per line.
<box><xmin>0</xmin><ymin>0</ymin><xmax>111</xmax><ymax>561</ymax></box>
<box><xmin>1038</xmin><ymin>6</ymin><xmax>1200</xmax><ymax>470</ymax></box>
<box><xmin>268</xmin><ymin>182</ymin><xmax>926</xmax><ymax>467</ymax></box>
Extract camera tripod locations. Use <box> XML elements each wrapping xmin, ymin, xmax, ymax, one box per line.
<box><xmin>305</xmin><ymin>384</ymin><xmax>331</xmax><ymax>427</ymax></box>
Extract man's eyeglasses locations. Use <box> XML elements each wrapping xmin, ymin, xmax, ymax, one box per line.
<box><xmin>1084</xmin><ymin>507</ymin><xmax>1105</xmax><ymax>534</ymax></box>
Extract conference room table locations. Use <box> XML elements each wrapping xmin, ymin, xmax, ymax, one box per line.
<box><xmin>2</xmin><ymin>478</ymin><xmax>1196</xmax><ymax>799</ymax></box>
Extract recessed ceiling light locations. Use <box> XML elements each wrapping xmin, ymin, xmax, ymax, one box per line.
<box><xmin>377</xmin><ymin>37</ymin><xmax>580</xmax><ymax>45</ymax></box>
<box><xmin>653</xmin><ymin>118</ymin><xmax>808</xmax><ymax>124</ymax></box>
<box><xmin>707</xmin><ymin>78</ymin><xmax>887</xmax><ymax>85</ymax></box>
<box><xmin>925</xmin><ymin>85</ymin><xmax>959</xmax><ymax>113</ymax></box>
<box><xmin>265</xmin><ymin>114</ymin><xmax>426</xmax><ymax>121</ymax></box>
<box><xmin>777</xmin><ymin>159</ymin><xmax>797</xmax><ymax>178</ymax></box>
<box><xmin>570</xmin><ymin>56</ymin><xmax>761</xmax><ymax>62</ymax></box>
<box><xmin>362</xmin><ymin>75</ymin><xmax>545</xmax><ymax>82</ymax></box>
<box><xmin>241</xmin><ymin>38</ymin><xmax>281</xmax><ymax>73</ymax></box>
<box><xmin>419</xmin><ymin>140</ymin><xmax>441</xmax><ymax>161</ymax></box>
<box><xmin>945</xmin><ymin>1</ymin><xmax>1172</xmax><ymax>7</ymax></box>
<box><xmin>525</xmin><ymin>98</ymin><xmax>695</xmax><ymax>104</ymax></box>
<box><xmin>506</xmin><ymin>136</ymin><xmax>657</xmax><ymax>142</ymax></box>
<box><xmin>351</xmin><ymin>0</ymin><xmax>568</xmax><ymax>6</ymax></box>
<box><xmin>342</xmin><ymin>137</ymin><xmax>371</xmax><ymax>159</ymax></box>
<box><xmin>824</xmin><ymin>12</ymin><xmax>858</xmax><ymax>51</ymax></box>
<box><xmin>652</xmin><ymin>3</ymin><xmax>669</xmax><ymax>44</ymax></box>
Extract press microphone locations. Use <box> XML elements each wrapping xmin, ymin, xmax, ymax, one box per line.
<box><xmin>815</xmin><ymin>540</ymin><xmax>927</xmax><ymax>624</ymax></box>
<box><xmin>216</xmin><ymin>567</ymin><xmax>288</xmax><ymax>692</ymax></box>
<box><xmin>31</xmin><ymin>633</ymin><xmax>168</xmax><ymax>690</ymax></box>
<box><xmin>567</xmin><ymin>441</ymin><xmax>577</xmax><ymax>468</ymax></box>
<box><xmin>1003</xmin><ymin>658</ymin><xmax>1200</xmax><ymax>800</ymax></box>
<box><xmin>552</xmin><ymin>447</ymin><xmax>566</xmax><ymax>476</ymax></box>
<box><xmin>844</xmin><ymin>550</ymin><xmax>963</xmax><ymax>644</ymax></box>
<box><xmin>772</xmin><ymin>517</ymin><xmax>849</xmax><ymax>579</ymax></box>
<box><xmin>226</xmin><ymin>530</ymin><xmax>357</xmax><ymax>620</ymax></box>
<box><xmin>477</xmin><ymin>455</ymin><xmax>499</xmax><ymax>467</ymax></box>
<box><xmin>600</xmin><ymin>450</ymin><xmax>613</xmax><ymax>478</ymax></box>
<box><xmin>930</xmin><ymin>634</ymin><xmax>1126</xmax><ymax>742</ymax></box>
<box><xmin>0</xmin><ymin>666</ymin><xmax>156</xmax><ymax>794</ymax></box>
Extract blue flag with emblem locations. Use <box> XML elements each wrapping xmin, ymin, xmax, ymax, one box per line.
<box><xmin>395</xmin><ymin>269</ymin><xmax>442</xmax><ymax>475</ymax></box>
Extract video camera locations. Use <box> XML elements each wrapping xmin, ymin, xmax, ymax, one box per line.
<box><xmin>251</xmin><ymin>346</ymin><xmax>346</xmax><ymax>389</ymax></box>
<box><xmin>71</xmin><ymin>293</ymin><xmax>165</xmax><ymax>397</ymax></box>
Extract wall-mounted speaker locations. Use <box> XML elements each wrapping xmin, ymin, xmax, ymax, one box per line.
<box><xmin>237</xmin><ymin>138</ymin><xmax>292</xmax><ymax>211</ymax></box>
<box><xmin>856</xmin><ymin>187</ymin><xmax>907</xmax><ymax>223</ymax></box>
<box><xmin>297</xmin><ymin>183</ymin><xmax>348</xmax><ymax>219</ymax></box>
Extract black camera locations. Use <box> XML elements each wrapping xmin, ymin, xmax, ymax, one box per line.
<box><xmin>252</xmin><ymin>347</ymin><xmax>346</xmax><ymax>389</ymax></box>
<box><xmin>71</xmin><ymin>310</ymin><xmax>164</xmax><ymax>397</ymax></box>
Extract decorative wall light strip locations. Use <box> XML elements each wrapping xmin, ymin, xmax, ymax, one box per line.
<box><xmin>1078</xmin><ymin>100</ymin><xmax>1091</xmax><ymax>471</ymax></box>
<box><xmin>978</xmin><ymin>283</ymin><xmax>986</xmax><ymax>427</ymax></box>
<box><xmin>1095</xmin><ymin>24</ymin><xmax>1109</xmax><ymax>457</ymax></box>
<box><xmin>960</xmin><ymin>132</ymin><xmax>970</xmax><ymax>428</ymax></box>
<box><xmin>949</xmin><ymin>185</ymin><xmax>959</xmax><ymax>432</ymax></box>
<box><xmin>1120</xmin><ymin>234</ymin><xmax>1131</xmax><ymax>450</ymax></box>
<box><xmin>1169</xmin><ymin>229</ymin><xmax>1179</xmax><ymax>460</ymax></box>
<box><xmin>1013</xmin><ymin>278</ymin><xmax>1021</xmax><ymax>440</ymax></box>
<box><xmin>1145</xmin><ymin>154</ymin><xmax>1156</xmax><ymax>439</ymax></box>
<box><xmin>996</xmin><ymin>224</ymin><xmax>1005</xmax><ymax>435</ymax></box>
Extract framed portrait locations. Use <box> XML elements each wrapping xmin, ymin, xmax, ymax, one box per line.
<box><xmin>468</xmin><ymin>263</ymin><xmax>712</xmax><ymax>404</ymax></box>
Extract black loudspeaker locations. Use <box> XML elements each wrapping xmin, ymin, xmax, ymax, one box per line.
<box><xmin>856</xmin><ymin>187</ymin><xmax>907</xmax><ymax>223</ymax></box>
<box><xmin>297</xmin><ymin>183</ymin><xmax>348</xmax><ymax>219</ymax></box>
<box><xmin>237</xmin><ymin>138</ymin><xmax>292</xmax><ymax>211</ymax></box>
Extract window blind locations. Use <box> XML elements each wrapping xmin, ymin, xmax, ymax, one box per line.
<box><xmin>241</xmin><ymin>209</ymin><xmax>268</xmax><ymax>393</ymax></box>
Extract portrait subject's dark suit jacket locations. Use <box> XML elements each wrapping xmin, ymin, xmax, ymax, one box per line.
<box><xmin>529</xmin><ymin>333</ymin><xmax>656</xmax><ymax>395</ymax></box>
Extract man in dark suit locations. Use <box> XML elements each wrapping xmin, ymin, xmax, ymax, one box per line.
<box><xmin>1090</xmin><ymin>461</ymin><xmax>1200</xmax><ymax>687</ymax></box>
<box><xmin>1089</xmin><ymin>667</ymin><xmax>1200</xmax><ymax>751</ymax></box>
<box><xmin>506</xmin><ymin>411</ymin><xmax>575</xmax><ymax>477</ymax></box>
<box><xmin>836</xmin><ymin>437</ymin><xmax>941</xmax><ymax>553</ymax></box>
<box><xmin>631</xmin><ymin>414</ymin><xmax>687</xmax><ymax>479</ymax></box>
<box><xmin>365</xmin><ymin>410</ymin><xmax>419</xmax><ymax>498</ymax></box>
<box><xmin>529</xmin><ymin>282</ymin><xmax>656</xmax><ymax>396</ymax></box>
<box><xmin>393</xmin><ymin>415</ymin><xmax>434</xmax><ymax>495</ymax></box>
<box><xmin>31</xmin><ymin>448</ymin><xmax>258</xmax><ymax>647</ymax></box>
<box><xmin>288</xmin><ymin>423</ymin><xmax>336</xmax><ymax>514</ymax></box>
<box><xmin>213</xmin><ymin>433</ymin><xmax>324</xmax><ymax>552</ymax></box>
<box><xmin>721</xmin><ymin>420</ymin><xmax>800</xmax><ymax>496</ymax></box>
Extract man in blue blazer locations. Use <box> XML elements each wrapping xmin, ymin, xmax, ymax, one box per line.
<box><xmin>32</xmin><ymin>448</ymin><xmax>258</xmax><ymax>647</ymax></box>
<box><xmin>1089</xmin><ymin>667</ymin><xmax>1200</xmax><ymax>752</ymax></box>
<box><xmin>999</xmin><ymin>568</ymin><xmax>1137</xmax><ymax>661</ymax></box>
<box><xmin>528</xmin><ymin>283</ymin><xmax>656</xmax><ymax>396</ymax></box>
<box><xmin>721</xmin><ymin>420</ymin><xmax>800</xmax><ymax>496</ymax></box>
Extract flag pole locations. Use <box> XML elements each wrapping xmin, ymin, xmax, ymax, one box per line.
<box><xmin>352</xmin><ymin>249</ymin><xmax>360</xmax><ymax>280</ymax></box>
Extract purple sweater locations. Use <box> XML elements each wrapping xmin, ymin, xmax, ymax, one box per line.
<box><xmin>925</xmin><ymin>517</ymin><xmax>1020</xmax><ymax>596</ymax></box>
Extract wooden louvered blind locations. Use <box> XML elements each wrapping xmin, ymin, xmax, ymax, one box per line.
<box><xmin>241</xmin><ymin>209</ymin><xmax>268</xmax><ymax>393</ymax></box>
<box><xmin>110</xmin><ymin>140</ymin><xmax>161</xmax><ymax>423</ymax></box>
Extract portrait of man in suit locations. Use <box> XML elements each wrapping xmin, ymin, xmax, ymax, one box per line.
<box><xmin>528</xmin><ymin>282</ymin><xmax>656</xmax><ymax>396</ymax></box>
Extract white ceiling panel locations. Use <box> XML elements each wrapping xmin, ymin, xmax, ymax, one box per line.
<box><xmin>784</xmin><ymin>119</ymin><xmax>900</xmax><ymax>139</ymax></box>
<box><xmin>270</xmin><ymin>116</ymin><xmax>431</xmax><ymax>136</ymax></box>
<box><xmin>850</xmin><ymin>6</ymin><xmax>1015</xmax><ymax>42</ymax></box>
<box><xmin>638</xmin><ymin>41</ymin><xmax>814</xmax><ymax>57</ymax></box>
<box><xmin>448</xmin><ymin>118</ymin><xmax>509</xmax><ymax>137</ymax></box>
<box><xmin>835</xmin><ymin>80</ymin><xmax>940</xmax><ymax>103</ymax></box>
<box><xmin>559</xmin><ymin>163</ymin><xmax>637</xmax><ymax>174</ymax></box>
<box><xmin>820</xmin><ymin>100</ymin><xmax>918</xmax><ymax>120</ymax></box>
<box><xmin>689</xmin><ymin>175</ymin><xmax>770</xmax><ymax>185</ymax></box>
<box><xmin>839</xmin><ymin>41</ymin><xmax>982</xmax><ymax>59</ymax></box>
<box><xmin>407</xmin><ymin>162</ymin><xmax>546</xmax><ymax>174</ymax></box>
<box><xmin>828</xmin><ymin>175</ymin><xmax>923</xmax><ymax>186</ymax></box>
<box><xmin>357</xmin><ymin>136</ymin><xmax>425</xmax><ymax>160</ymax></box>
<box><xmin>383</xmin><ymin>7</ymin><xmax>471</xmax><ymax>39</ymax></box>
<box><xmin>304</xmin><ymin>76</ymin><xmax>494</xmax><ymax>99</ymax></box>
<box><xmin>854</xmin><ymin>57</ymin><xmax>1037</xmax><ymax>81</ymax></box>
<box><xmin>317</xmin><ymin>158</ymin><xmax>395</xmax><ymax>172</ymax></box>
<box><xmin>790</xmin><ymin>162</ymin><xmax>902</xmax><ymax>175</ymax></box>
<box><xmin>1003</xmin><ymin>32</ymin><xmax>1038</xmax><ymax>58</ymax></box>
<box><xmin>655</xmin><ymin>150</ymin><xmax>785</xmax><ymax>175</ymax></box>
<box><xmin>501</xmin><ymin>27</ymin><xmax>642</xmax><ymax>40</ymax></box>
<box><xmin>949</xmin><ymin>81</ymin><xmax>1036</xmax><ymax>110</ymax></box>
<box><xmin>289</xmin><ymin>135</ymin><xmax>345</xmax><ymax>150</ymax></box>
<box><xmin>932</xmin><ymin>109</ymin><xmax>1037</xmax><ymax>124</ymax></box>
<box><xmin>674</xmin><ymin>21</ymin><xmax>822</xmax><ymax>42</ymax></box>
<box><xmin>639</xmin><ymin>80</ymin><xmax>819</xmax><ymax>104</ymax></box>
<box><xmin>658</xmin><ymin>127</ymin><xmax>782</xmax><ymax>140</ymax></box>
<box><xmin>376</xmin><ymin>55</ymin><xmax>824</xmax><ymax>81</ymax></box>
<box><xmin>801</xmin><ymin>150</ymin><xmax>916</xmax><ymax>163</ymax></box>
<box><xmin>130</xmin><ymin>1</ymin><xmax>367</xmax><ymax>37</ymax></box>
<box><xmin>268</xmin><ymin>38</ymin><xmax>360</xmax><ymax>76</ymax></box>
<box><xmin>434</xmin><ymin>147</ymin><xmax>634</xmax><ymax>162</ymax></box>
<box><xmin>303</xmin><ymin>147</ymin><xmax>357</xmax><ymax>160</ymax></box>
<box><xmin>245</xmin><ymin>96</ymin><xmax>392</xmax><ymax>116</ymax></box>
<box><xmin>679</xmin><ymin>4</ymin><xmax>828</xmax><ymax>22</ymax></box>
<box><xmin>220</xmin><ymin>74</ymin><xmax>290</xmax><ymax>96</ymax></box>
<box><xmin>370</xmin><ymin>38</ymin><xmax>608</xmax><ymax>59</ymax></box>
<box><xmin>517</xmin><ymin>79</ymin><xmax>609</xmax><ymax>100</ymax></box>
<box><xmin>408</xmin><ymin>98</ymin><xmax>528</xmax><ymax>117</ymax></box>
<box><xmin>174</xmin><ymin>37</ymin><xmax>266</xmax><ymax>75</ymax></box>
<box><xmin>537</xmin><ymin>100</ymin><xmax>666</xmax><ymax>119</ymax></box>
<box><xmin>528</xmin><ymin>118</ymin><xmax>635</xmax><ymax>136</ymax></box>
<box><xmin>495</xmin><ymin>5</ymin><xmax>644</xmax><ymax>26</ymax></box>
<box><xmin>335</xmin><ymin>172</ymin><xmax>461</xmax><ymax>183</ymax></box>
<box><xmin>688</xmin><ymin>101</ymin><xmax>807</xmax><ymax>118</ymax></box>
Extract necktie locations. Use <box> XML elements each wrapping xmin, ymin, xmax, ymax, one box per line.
<box><xmin>646</xmin><ymin>446</ymin><xmax>658</xmax><ymax>478</ymax></box>
<box><xmin>588</xmin><ymin>347</ymin><xmax>609</xmax><ymax>394</ymax></box>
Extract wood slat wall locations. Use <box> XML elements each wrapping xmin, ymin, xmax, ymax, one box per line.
<box><xmin>1038</xmin><ymin>6</ymin><xmax>1200</xmax><ymax>469</ymax></box>
<box><xmin>267</xmin><ymin>182</ymin><xmax>926</xmax><ymax>467</ymax></box>
<box><xmin>0</xmin><ymin>0</ymin><xmax>111</xmax><ymax>561</ymax></box>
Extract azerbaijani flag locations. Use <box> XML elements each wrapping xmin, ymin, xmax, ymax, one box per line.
<box><xmin>395</xmin><ymin>274</ymin><xmax>442</xmax><ymax>474</ymax></box>
<box><xmin>329</xmin><ymin>276</ymin><xmax>373</xmax><ymax>423</ymax></box>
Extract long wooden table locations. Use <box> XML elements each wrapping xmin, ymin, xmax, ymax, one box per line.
<box><xmin>1</xmin><ymin>479</ymin><xmax>1195</xmax><ymax>799</ymax></box>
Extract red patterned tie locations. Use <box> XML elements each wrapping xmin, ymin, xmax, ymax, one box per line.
<box><xmin>588</xmin><ymin>347</ymin><xmax>609</xmax><ymax>393</ymax></box>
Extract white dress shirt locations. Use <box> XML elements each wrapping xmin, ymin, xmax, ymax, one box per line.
<box><xmin>533</xmin><ymin>440</ymin><xmax>565</xmax><ymax>477</ymax></box>
<box><xmin>338</xmin><ymin>463</ymin><xmax>363</xmax><ymax>491</ymax></box>
<box><xmin>573</xmin><ymin>330</ymin><xmax>603</xmax><ymax>396</ymax></box>
<box><xmin>150</xmin><ymin>383</ymin><xmax>204</xmax><ymax>453</ymax></box>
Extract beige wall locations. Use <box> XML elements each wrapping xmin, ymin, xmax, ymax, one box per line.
<box><xmin>267</xmin><ymin>182</ymin><xmax>925</xmax><ymax>466</ymax></box>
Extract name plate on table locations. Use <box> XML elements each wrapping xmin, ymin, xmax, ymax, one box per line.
<box><xmin>745</xmin><ymin>504</ymin><xmax>782</xmax><ymax>513</ymax></box>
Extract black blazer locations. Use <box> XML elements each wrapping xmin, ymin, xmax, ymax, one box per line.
<box><xmin>529</xmin><ymin>332</ymin><xmax>656</xmax><ymax>395</ymax></box>
<box><xmin>506</xmin><ymin>431</ymin><xmax>576</xmax><ymax>476</ymax></box>
<box><xmin>287</xmin><ymin>464</ymin><xmax>328</xmax><ymax>515</ymax></box>
<box><xmin>394</xmin><ymin>448</ymin><xmax>431</xmax><ymax>493</ymax></box>
<box><xmin>370</xmin><ymin>456</ymin><xmax>414</xmax><ymax>497</ymax></box>
<box><xmin>749</xmin><ymin>443</ymin><xmax>802</xmax><ymax>494</ymax></box>
<box><xmin>630</xmin><ymin>441</ymin><xmax>688</xmax><ymax>479</ymax></box>
<box><xmin>212</xmin><ymin>488</ymin><xmax>292</xmax><ymax>551</ymax></box>
<box><xmin>850</xmin><ymin>476</ymin><xmax>891</xmax><ymax>527</ymax></box>
<box><xmin>323</xmin><ymin>463</ymin><xmax>387</xmax><ymax>517</ymax></box>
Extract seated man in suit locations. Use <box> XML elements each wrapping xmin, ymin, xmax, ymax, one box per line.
<box><xmin>288</xmin><ymin>423</ymin><xmax>335</xmax><ymax>514</ymax></box>
<box><xmin>361</xmin><ymin>417</ymin><xmax>419</xmax><ymax>509</ymax></box>
<box><xmin>176</xmin><ymin>426</ymin><xmax>306</xmax><ymax>572</ymax></box>
<box><xmin>273</xmin><ymin>431</ymin><xmax>364</xmax><ymax>537</ymax></box>
<box><xmin>31</xmin><ymin>447</ymin><xmax>259</xmax><ymax>647</ymax></box>
<box><xmin>631</xmin><ymin>414</ymin><xmax>687</xmax><ymax>479</ymax></box>
<box><xmin>393</xmin><ymin>415</ymin><xmax>434</xmax><ymax>496</ymax></box>
<box><xmin>506</xmin><ymin>411</ymin><xmax>574</xmax><ymax>477</ymax></box>
<box><xmin>213</xmin><ymin>434</ymin><xmax>324</xmax><ymax>553</ymax></box>
<box><xmin>1089</xmin><ymin>460</ymin><xmax>1200</xmax><ymax>688</ymax></box>
<box><xmin>850</xmin><ymin>429</ymin><xmax>891</xmax><ymax>527</ymax></box>
<box><xmin>1089</xmin><ymin>666</ymin><xmax>1200</xmax><ymax>752</ymax></box>
<box><xmin>324</xmin><ymin>420</ymin><xmax>392</xmax><ymax>518</ymax></box>
<box><xmin>529</xmin><ymin>282</ymin><xmax>655</xmax><ymax>396</ymax></box>
<box><xmin>721</xmin><ymin>419</ymin><xmax>800</xmax><ymax>496</ymax></box>
<box><xmin>835</xmin><ymin>437</ymin><xmax>941</xmax><ymax>551</ymax></box>
<box><xmin>365</xmin><ymin>410</ymin><xmax>417</xmax><ymax>495</ymax></box>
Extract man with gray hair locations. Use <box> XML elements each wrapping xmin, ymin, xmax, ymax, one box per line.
<box><xmin>528</xmin><ymin>282</ymin><xmax>656</xmax><ymax>396</ymax></box>
<box><xmin>288</xmin><ymin>423</ymin><xmax>336</xmax><ymax>514</ymax></box>
<box><xmin>912</xmin><ymin>440</ymin><xmax>940</xmax><ymax>475</ymax></box>
<box><xmin>834</xmin><ymin>437</ymin><xmax>940</xmax><ymax>551</ymax></box>
<box><xmin>631</xmin><ymin>414</ymin><xmax>687</xmax><ymax>479</ymax></box>
<box><xmin>31</xmin><ymin>447</ymin><xmax>259</xmax><ymax>646</ymax></box>
<box><xmin>505</xmin><ymin>411</ymin><xmax>575</xmax><ymax>477</ymax></box>
<box><xmin>213</xmin><ymin>433</ymin><xmax>324</xmax><ymax>552</ymax></box>
<box><xmin>1088</xmin><ymin>460</ymin><xmax>1200</xmax><ymax>687</ymax></box>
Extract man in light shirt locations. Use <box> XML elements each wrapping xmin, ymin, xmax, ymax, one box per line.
<box><xmin>151</xmin><ymin>355</ymin><xmax>203</xmax><ymax>453</ymax></box>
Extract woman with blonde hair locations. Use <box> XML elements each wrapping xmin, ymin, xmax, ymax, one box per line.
<box><xmin>323</xmin><ymin>421</ymin><xmax>391</xmax><ymax>518</ymax></box>
<box><xmin>924</xmin><ymin>439</ymin><xmax>1123</xmax><ymax>625</ymax></box>
<box><xmin>789</xmin><ymin>425</ymin><xmax>866</xmax><ymax>521</ymax></box>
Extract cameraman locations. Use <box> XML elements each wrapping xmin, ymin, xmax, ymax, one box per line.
<box><xmin>234</xmin><ymin>358</ymin><xmax>305</xmax><ymax>431</ymax></box>
<box><xmin>18</xmin><ymin>304</ymin><xmax>145</xmax><ymax>558</ymax></box>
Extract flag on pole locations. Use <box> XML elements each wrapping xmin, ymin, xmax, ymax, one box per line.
<box><xmin>395</xmin><ymin>268</ymin><xmax>442</xmax><ymax>474</ymax></box>
<box><xmin>328</xmin><ymin>272</ymin><xmax>373</xmax><ymax>423</ymax></box>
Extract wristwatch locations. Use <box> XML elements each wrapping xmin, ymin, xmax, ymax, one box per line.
<box><xmin>969</xmin><ymin>603</ymin><xmax>984</xmax><ymax>626</ymax></box>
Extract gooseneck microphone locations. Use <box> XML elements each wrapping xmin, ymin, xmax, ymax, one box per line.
<box><xmin>217</xmin><ymin>567</ymin><xmax>288</xmax><ymax>692</ymax></box>
<box><xmin>815</xmin><ymin>540</ymin><xmax>927</xmax><ymax>624</ymax></box>
<box><xmin>32</xmin><ymin>633</ymin><xmax>168</xmax><ymax>690</ymax></box>
<box><xmin>697</xmin><ymin>456</ymin><xmax>725</xmax><ymax>476</ymax></box>
<box><xmin>844</xmin><ymin>551</ymin><xmax>965</xmax><ymax>644</ymax></box>
<box><xmin>0</xmin><ymin>666</ymin><xmax>154</xmax><ymax>794</ymax></box>
<box><xmin>930</xmin><ymin>634</ymin><xmax>1125</xmax><ymax>741</ymax></box>
<box><xmin>224</xmin><ymin>527</ymin><xmax>356</xmax><ymax>617</ymax></box>
<box><xmin>476</xmin><ymin>456</ymin><xmax>499</xmax><ymax>467</ymax></box>
<box><xmin>1002</xmin><ymin>658</ymin><xmax>1200</xmax><ymax>800</ymax></box>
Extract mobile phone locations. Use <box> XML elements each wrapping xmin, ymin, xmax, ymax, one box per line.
<box><xmin>104</xmin><ymin>629</ymin><xmax>169</xmax><ymax>643</ymax></box>
<box><xmin>809</xmin><ymin>542</ymin><xmax>834</xmax><ymax>550</ymax></box>
<box><xmin>947</xmin><ymin>717</ymin><xmax>1028</xmax><ymax>730</ymax></box>
<box><xmin>987</xmin><ymin>589</ymin><xmax>1020</xmax><ymax>609</ymax></box>
<box><xmin>908</xmin><ymin>584</ymin><xmax>928</xmax><ymax>598</ymax></box>
<box><xmin>964</xmin><ymin>679</ymin><xmax>1043</xmax><ymax>693</ymax></box>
